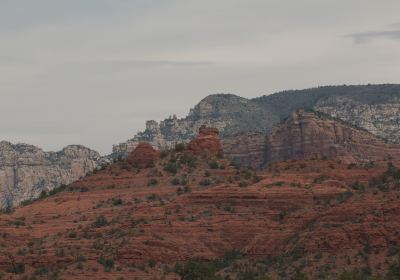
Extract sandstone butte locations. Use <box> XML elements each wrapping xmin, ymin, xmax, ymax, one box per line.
<box><xmin>0</xmin><ymin>123</ymin><xmax>399</xmax><ymax>279</ymax></box>
<box><xmin>187</xmin><ymin>125</ymin><xmax>223</xmax><ymax>156</ymax></box>
<box><xmin>126</xmin><ymin>142</ymin><xmax>160</xmax><ymax>167</ymax></box>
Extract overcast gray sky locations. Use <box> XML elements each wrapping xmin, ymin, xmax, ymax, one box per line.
<box><xmin>1</xmin><ymin>0</ymin><xmax>400</xmax><ymax>154</ymax></box>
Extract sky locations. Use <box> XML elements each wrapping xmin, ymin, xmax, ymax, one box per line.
<box><xmin>1</xmin><ymin>0</ymin><xmax>400</xmax><ymax>155</ymax></box>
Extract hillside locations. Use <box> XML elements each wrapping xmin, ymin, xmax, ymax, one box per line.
<box><xmin>0</xmin><ymin>126</ymin><xmax>400</xmax><ymax>279</ymax></box>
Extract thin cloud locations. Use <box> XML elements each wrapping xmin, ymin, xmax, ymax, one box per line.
<box><xmin>82</xmin><ymin>59</ymin><xmax>215</xmax><ymax>68</ymax></box>
<box><xmin>348</xmin><ymin>29</ymin><xmax>400</xmax><ymax>44</ymax></box>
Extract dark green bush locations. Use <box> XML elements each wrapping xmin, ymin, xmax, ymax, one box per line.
<box><xmin>208</xmin><ymin>160</ymin><xmax>219</xmax><ymax>169</ymax></box>
<box><xmin>199</xmin><ymin>179</ymin><xmax>211</xmax><ymax>186</ymax></box>
<box><xmin>164</xmin><ymin>162</ymin><xmax>178</xmax><ymax>174</ymax></box>
<box><xmin>7</xmin><ymin>262</ymin><xmax>25</xmax><ymax>274</ymax></box>
<box><xmin>175</xmin><ymin>143</ymin><xmax>185</xmax><ymax>152</ymax></box>
<box><xmin>112</xmin><ymin>198</ymin><xmax>123</xmax><ymax>206</ymax></box>
<box><xmin>98</xmin><ymin>255</ymin><xmax>114</xmax><ymax>272</ymax></box>
<box><xmin>148</xmin><ymin>178</ymin><xmax>159</xmax><ymax>186</ymax></box>
<box><xmin>171</xmin><ymin>178</ymin><xmax>180</xmax><ymax>185</ymax></box>
<box><xmin>93</xmin><ymin>215</ymin><xmax>109</xmax><ymax>228</ymax></box>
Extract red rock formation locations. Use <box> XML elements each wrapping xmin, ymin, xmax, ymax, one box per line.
<box><xmin>267</xmin><ymin>110</ymin><xmax>400</xmax><ymax>164</ymax></box>
<box><xmin>187</xmin><ymin>125</ymin><xmax>223</xmax><ymax>156</ymax></box>
<box><xmin>127</xmin><ymin>142</ymin><xmax>160</xmax><ymax>166</ymax></box>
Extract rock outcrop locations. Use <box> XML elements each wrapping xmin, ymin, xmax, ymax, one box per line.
<box><xmin>0</xmin><ymin>141</ymin><xmax>101</xmax><ymax>209</ymax></box>
<box><xmin>127</xmin><ymin>142</ymin><xmax>160</xmax><ymax>167</ymax></box>
<box><xmin>266</xmin><ymin>110</ymin><xmax>400</xmax><ymax>164</ymax></box>
<box><xmin>187</xmin><ymin>126</ymin><xmax>223</xmax><ymax>156</ymax></box>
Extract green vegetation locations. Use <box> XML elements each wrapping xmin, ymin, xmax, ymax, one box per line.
<box><xmin>93</xmin><ymin>215</ymin><xmax>109</xmax><ymax>228</ymax></box>
<box><xmin>148</xmin><ymin>178</ymin><xmax>159</xmax><ymax>186</ymax></box>
<box><xmin>6</xmin><ymin>262</ymin><xmax>25</xmax><ymax>274</ymax></box>
<box><xmin>208</xmin><ymin>160</ymin><xmax>219</xmax><ymax>169</ymax></box>
<box><xmin>164</xmin><ymin>162</ymin><xmax>178</xmax><ymax>174</ymax></box>
<box><xmin>112</xmin><ymin>198</ymin><xmax>123</xmax><ymax>206</ymax></box>
<box><xmin>199</xmin><ymin>179</ymin><xmax>211</xmax><ymax>186</ymax></box>
<box><xmin>175</xmin><ymin>143</ymin><xmax>185</xmax><ymax>152</ymax></box>
<box><xmin>98</xmin><ymin>255</ymin><xmax>115</xmax><ymax>272</ymax></box>
<box><xmin>171</xmin><ymin>178</ymin><xmax>180</xmax><ymax>185</ymax></box>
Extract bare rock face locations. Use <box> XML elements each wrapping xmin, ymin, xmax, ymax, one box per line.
<box><xmin>127</xmin><ymin>142</ymin><xmax>160</xmax><ymax>167</ymax></box>
<box><xmin>0</xmin><ymin>142</ymin><xmax>101</xmax><ymax>209</ymax></box>
<box><xmin>266</xmin><ymin>110</ymin><xmax>400</xmax><ymax>164</ymax></box>
<box><xmin>187</xmin><ymin>126</ymin><xmax>223</xmax><ymax>156</ymax></box>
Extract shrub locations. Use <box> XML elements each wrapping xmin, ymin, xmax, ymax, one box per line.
<box><xmin>98</xmin><ymin>255</ymin><xmax>114</xmax><ymax>272</ymax></box>
<box><xmin>93</xmin><ymin>215</ymin><xmax>108</xmax><ymax>228</ymax></box>
<box><xmin>146</xmin><ymin>160</ymin><xmax>155</xmax><ymax>168</ymax></box>
<box><xmin>174</xmin><ymin>259</ymin><xmax>218</xmax><ymax>280</ymax></box>
<box><xmin>148</xmin><ymin>259</ymin><xmax>156</xmax><ymax>268</ymax></box>
<box><xmin>7</xmin><ymin>262</ymin><xmax>25</xmax><ymax>274</ymax></box>
<box><xmin>175</xmin><ymin>143</ymin><xmax>185</xmax><ymax>152</ymax></box>
<box><xmin>39</xmin><ymin>190</ymin><xmax>48</xmax><ymax>199</ymax></box>
<box><xmin>199</xmin><ymin>179</ymin><xmax>211</xmax><ymax>186</ymax></box>
<box><xmin>160</xmin><ymin>150</ymin><xmax>169</xmax><ymax>159</ymax></box>
<box><xmin>208</xmin><ymin>160</ymin><xmax>219</xmax><ymax>169</ymax></box>
<box><xmin>164</xmin><ymin>162</ymin><xmax>178</xmax><ymax>174</ymax></box>
<box><xmin>171</xmin><ymin>178</ymin><xmax>180</xmax><ymax>185</ymax></box>
<box><xmin>176</xmin><ymin>187</ymin><xmax>183</xmax><ymax>195</ymax></box>
<box><xmin>181</xmin><ymin>154</ymin><xmax>197</xmax><ymax>168</ymax></box>
<box><xmin>148</xmin><ymin>179</ymin><xmax>159</xmax><ymax>186</ymax></box>
<box><xmin>387</xmin><ymin>246</ymin><xmax>400</xmax><ymax>257</ymax></box>
<box><xmin>112</xmin><ymin>198</ymin><xmax>123</xmax><ymax>206</ymax></box>
<box><xmin>68</xmin><ymin>229</ymin><xmax>77</xmax><ymax>238</ymax></box>
<box><xmin>350</xmin><ymin>181</ymin><xmax>365</xmax><ymax>192</ymax></box>
<box><xmin>147</xmin><ymin>194</ymin><xmax>158</xmax><ymax>201</ymax></box>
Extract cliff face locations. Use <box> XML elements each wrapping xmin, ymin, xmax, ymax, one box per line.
<box><xmin>266</xmin><ymin>110</ymin><xmax>400</xmax><ymax>164</ymax></box>
<box><xmin>0</xmin><ymin>141</ymin><xmax>101</xmax><ymax>209</ymax></box>
<box><xmin>112</xmin><ymin>85</ymin><xmax>400</xmax><ymax>168</ymax></box>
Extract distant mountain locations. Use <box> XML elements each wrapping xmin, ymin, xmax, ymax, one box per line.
<box><xmin>112</xmin><ymin>84</ymin><xmax>400</xmax><ymax>163</ymax></box>
<box><xmin>0</xmin><ymin>141</ymin><xmax>102</xmax><ymax>210</ymax></box>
